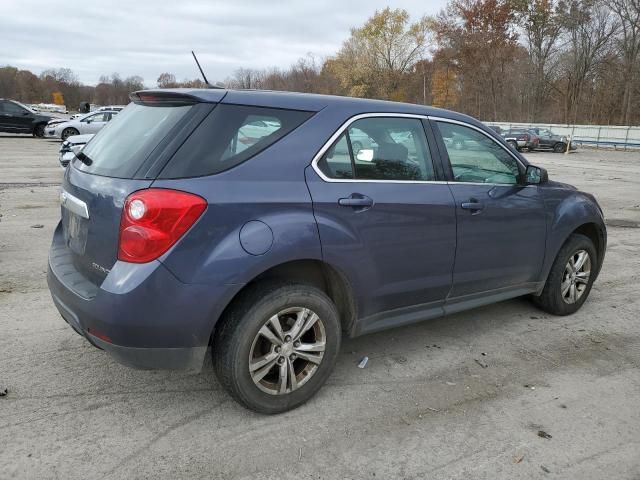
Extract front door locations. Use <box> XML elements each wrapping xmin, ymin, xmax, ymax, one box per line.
<box><xmin>306</xmin><ymin>115</ymin><xmax>457</xmax><ymax>322</ymax></box>
<box><xmin>0</xmin><ymin>100</ymin><xmax>32</xmax><ymax>133</ymax></box>
<box><xmin>432</xmin><ymin>119</ymin><xmax>547</xmax><ymax>298</ymax></box>
<box><xmin>82</xmin><ymin>112</ymin><xmax>110</xmax><ymax>133</ymax></box>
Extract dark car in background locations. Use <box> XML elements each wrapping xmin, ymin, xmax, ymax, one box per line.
<box><xmin>503</xmin><ymin>128</ymin><xmax>540</xmax><ymax>151</ymax></box>
<box><xmin>530</xmin><ymin>128</ymin><xmax>576</xmax><ymax>153</ymax></box>
<box><xmin>0</xmin><ymin>98</ymin><xmax>53</xmax><ymax>137</ymax></box>
<box><xmin>48</xmin><ymin>89</ymin><xmax>606</xmax><ymax>413</ymax></box>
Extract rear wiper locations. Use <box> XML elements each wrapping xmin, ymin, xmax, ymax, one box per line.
<box><xmin>76</xmin><ymin>152</ymin><xmax>93</xmax><ymax>166</ymax></box>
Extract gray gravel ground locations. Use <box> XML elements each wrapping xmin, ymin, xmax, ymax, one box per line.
<box><xmin>1</xmin><ymin>134</ymin><xmax>639</xmax><ymax>479</ymax></box>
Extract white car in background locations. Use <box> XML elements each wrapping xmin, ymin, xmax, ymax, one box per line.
<box><xmin>44</xmin><ymin>110</ymin><xmax>118</xmax><ymax>140</ymax></box>
<box><xmin>58</xmin><ymin>133</ymin><xmax>94</xmax><ymax>167</ymax></box>
<box><xmin>69</xmin><ymin>105</ymin><xmax>126</xmax><ymax>120</ymax></box>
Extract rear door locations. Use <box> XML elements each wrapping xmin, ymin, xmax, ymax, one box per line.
<box><xmin>306</xmin><ymin>114</ymin><xmax>457</xmax><ymax>321</ymax></box>
<box><xmin>431</xmin><ymin>118</ymin><xmax>547</xmax><ymax>298</ymax></box>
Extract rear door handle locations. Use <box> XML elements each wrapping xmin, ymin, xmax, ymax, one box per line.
<box><xmin>461</xmin><ymin>199</ymin><xmax>484</xmax><ymax>213</ymax></box>
<box><xmin>338</xmin><ymin>194</ymin><xmax>373</xmax><ymax>210</ymax></box>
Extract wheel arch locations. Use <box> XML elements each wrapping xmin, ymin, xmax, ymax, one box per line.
<box><xmin>540</xmin><ymin>220</ymin><xmax>606</xmax><ymax>291</ymax></box>
<box><xmin>210</xmin><ymin>259</ymin><xmax>357</xmax><ymax>343</ymax></box>
<box><xmin>32</xmin><ymin>121</ymin><xmax>48</xmax><ymax>136</ymax></box>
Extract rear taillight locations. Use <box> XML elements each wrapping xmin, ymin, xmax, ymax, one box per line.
<box><xmin>118</xmin><ymin>189</ymin><xmax>207</xmax><ymax>263</ymax></box>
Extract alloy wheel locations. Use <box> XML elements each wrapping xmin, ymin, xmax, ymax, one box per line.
<box><xmin>249</xmin><ymin>307</ymin><xmax>326</xmax><ymax>395</ymax></box>
<box><xmin>561</xmin><ymin>249</ymin><xmax>591</xmax><ymax>304</ymax></box>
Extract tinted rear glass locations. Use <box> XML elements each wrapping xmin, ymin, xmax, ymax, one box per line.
<box><xmin>159</xmin><ymin>104</ymin><xmax>313</xmax><ymax>178</ymax></box>
<box><xmin>74</xmin><ymin>103</ymin><xmax>192</xmax><ymax>178</ymax></box>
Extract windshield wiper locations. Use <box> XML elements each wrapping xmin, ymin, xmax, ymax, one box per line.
<box><xmin>76</xmin><ymin>152</ymin><xmax>93</xmax><ymax>166</ymax></box>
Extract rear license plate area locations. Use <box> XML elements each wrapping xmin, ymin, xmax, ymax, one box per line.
<box><xmin>62</xmin><ymin>209</ymin><xmax>88</xmax><ymax>255</ymax></box>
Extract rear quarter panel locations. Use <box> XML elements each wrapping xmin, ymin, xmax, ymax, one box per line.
<box><xmin>151</xmin><ymin>108</ymin><xmax>354</xmax><ymax>285</ymax></box>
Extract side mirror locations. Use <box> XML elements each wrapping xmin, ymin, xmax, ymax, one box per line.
<box><xmin>356</xmin><ymin>149</ymin><xmax>374</xmax><ymax>162</ymax></box>
<box><xmin>85</xmin><ymin>119</ymin><xmax>92</xmax><ymax>124</ymax></box>
<box><xmin>523</xmin><ymin>165</ymin><xmax>548</xmax><ymax>185</ymax></box>
<box><xmin>22</xmin><ymin>111</ymin><xmax>30</xmax><ymax>116</ymax></box>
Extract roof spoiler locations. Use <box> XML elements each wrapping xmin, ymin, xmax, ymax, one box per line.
<box><xmin>129</xmin><ymin>89</ymin><xmax>226</xmax><ymax>105</ymax></box>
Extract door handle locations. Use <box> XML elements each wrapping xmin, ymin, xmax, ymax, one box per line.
<box><xmin>461</xmin><ymin>199</ymin><xmax>484</xmax><ymax>213</ymax></box>
<box><xmin>338</xmin><ymin>194</ymin><xmax>373</xmax><ymax>210</ymax></box>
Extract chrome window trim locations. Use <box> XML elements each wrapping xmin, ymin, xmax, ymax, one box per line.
<box><xmin>311</xmin><ymin>112</ymin><xmax>531</xmax><ymax>187</ymax></box>
<box><xmin>427</xmin><ymin>116</ymin><xmax>527</xmax><ymax>173</ymax></box>
<box><xmin>60</xmin><ymin>190</ymin><xmax>89</xmax><ymax>219</ymax></box>
<box><xmin>310</xmin><ymin>112</ymin><xmax>446</xmax><ymax>184</ymax></box>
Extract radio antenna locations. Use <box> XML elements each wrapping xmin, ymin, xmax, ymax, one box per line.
<box><xmin>191</xmin><ymin>51</ymin><xmax>221</xmax><ymax>89</ymax></box>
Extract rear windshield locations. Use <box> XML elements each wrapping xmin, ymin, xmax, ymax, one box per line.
<box><xmin>74</xmin><ymin>103</ymin><xmax>193</xmax><ymax>178</ymax></box>
<box><xmin>159</xmin><ymin>104</ymin><xmax>313</xmax><ymax>178</ymax></box>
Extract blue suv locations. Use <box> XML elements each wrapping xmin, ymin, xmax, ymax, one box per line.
<box><xmin>47</xmin><ymin>89</ymin><xmax>606</xmax><ymax>413</ymax></box>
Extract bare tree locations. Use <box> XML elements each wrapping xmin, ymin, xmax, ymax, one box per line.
<box><xmin>157</xmin><ymin>72</ymin><xmax>177</xmax><ymax>88</ymax></box>
<box><xmin>515</xmin><ymin>0</ymin><xmax>564</xmax><ymax>121</ymax></box>
<box><xmin>560</xmin><ymin>0</ymin><xmax>619</xmax><ymax>123</ymax></box>
<box><xmin>608</xmin><ymin>0</ymin><xmax>640</xmax><ymax>123</ymax></box>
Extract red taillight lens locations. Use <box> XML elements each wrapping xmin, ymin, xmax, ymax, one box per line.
<box><xmin>118</xmin><ymin>189</ymin><xmax>207</xmax><ymax>263</ymax></box>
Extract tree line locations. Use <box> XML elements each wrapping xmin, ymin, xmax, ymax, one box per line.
<box><xmin>1</xmin><ymin>0</ymin><xmax>638</xmax><ymax>125</ymax></box>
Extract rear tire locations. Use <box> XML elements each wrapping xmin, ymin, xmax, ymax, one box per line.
<box><xmin>553</xmin><ymin>142</ymin><xmax>566</xmax><ymax>153</ymax></box>
<box><xmin>507</xmin><ymin>140</ymin><xmax>518</xmax><ymax>151</ymax></box>
<box><xmin>61</xmin><ymin>127</ymin><xmax>79</xmax><ymax>141</ymax></box>
<box><xmin>213</xmin><ymin>282</ymin><xmax>341</xmax><ymax>414</ymax></box>
<box><xmin>532</xmin><ymin>234</ymin><xmax>597</xmax><ymax>315</ymax></box>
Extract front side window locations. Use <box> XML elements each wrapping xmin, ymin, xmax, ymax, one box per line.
<box><xmin>318</xmin><ymin>117</ymin><xmax>435</xmax><ymax>181</ymax></box>
<box><xmin>436</xmin><ymin>121</ymin><xmax>520</xmax><ymax>185</ymax></box>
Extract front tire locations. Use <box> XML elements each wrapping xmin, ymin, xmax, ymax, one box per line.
<box><xmin>553</xmin><ymin>142</ymin><xmax>566</xmax><ymax>153</ymax></box>
<box><xmin>213</xmin><ymin>282</ymin><xmax>341</xmax><ymax>414</ymax></box>
<box><xmin>533</xmin><ymin>234</ymin><xmax>597</xmax><ymax>315</ymax></box>
<box><xmin>61</xmin><ymin>127</ymin><xmax>79</xmax><ymax>141</ymax></box>
<box><xmin>507</xmin><ymin>140</ymin><xmax>518</xmax><ymax>151</ymax></box>
<box><xmin>33</xmin><ymin>124</ymin><xmax>45</xmax><ymax>137</ymax></box>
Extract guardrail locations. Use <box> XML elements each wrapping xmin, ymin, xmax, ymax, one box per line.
<box><xmin>485</xmin><ymin>122</ymin><xmax>640</xmax><ymax>150</ymax></box>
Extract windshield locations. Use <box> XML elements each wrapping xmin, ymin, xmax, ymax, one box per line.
<box><xmin>74</xmin><ymin>102</ymin><xmax>193</xmax><ymax>178</ymax></box>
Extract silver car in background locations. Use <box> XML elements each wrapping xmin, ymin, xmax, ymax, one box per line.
<box><xmin>58</xmin><ymin>134</ymin><xmax>94</xmax><ymax>167</ymax></box>
<box><xmin>45</xmin><ymin>110</ymin><xmax>118</xmax><ymax>140</ymax></box>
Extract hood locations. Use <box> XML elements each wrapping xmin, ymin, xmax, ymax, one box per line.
<box><xmin>546</xmin><ymin>179</ymin><xmax>577</xmax><ymax>190</ymax></box>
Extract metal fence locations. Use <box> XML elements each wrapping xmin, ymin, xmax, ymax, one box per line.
<box><xmin>485</xmin><ymin>122</ymin><xmax>640</xmax><ymax>150</ymax></box>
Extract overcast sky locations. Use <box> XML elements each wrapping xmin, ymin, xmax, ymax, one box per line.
<box><xmin>2</xmin><ymin>0</ymin><xmax>448</xmax><ymax>86</ymax></box>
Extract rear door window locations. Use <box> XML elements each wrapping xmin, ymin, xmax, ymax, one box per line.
<box><xmin>317</xmin><ymin>116</ymin><xmax>435</xmax><ymax>181</ymax></box>
<box><xmin>159</xmin><ymin>105</ymin><xmax>313</xmax><ymax>178</ymax></box>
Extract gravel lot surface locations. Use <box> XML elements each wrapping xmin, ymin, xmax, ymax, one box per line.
<box><xmin>1</xmin><ymin>134</ymin><xmax>639</xmax><ymax>479</ymax></box>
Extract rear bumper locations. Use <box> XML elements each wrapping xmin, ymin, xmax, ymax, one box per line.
<box><xmin>47</xmin><ymin>223</ymin><xmax>238</xmax><ymax>371</ymax></box>
<box><xmin>48</xmin><ymin>288</ymin><xmax>207</xmax><ymax>370</ymax></box>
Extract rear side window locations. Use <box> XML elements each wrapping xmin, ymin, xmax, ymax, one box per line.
<box><xmin>75</xmin><ymin>103</ymin><xmax>193</xmax><ymax>178</ymax></box>
<box><xmin>317</xmin><ymin>117</ymin><xmax>435</xmax><ymax>181</ymax></box>
<box><xmin>159</xmin><ymin>105</ymin><xmax>313</xmax><ymax>178</ymax></box>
